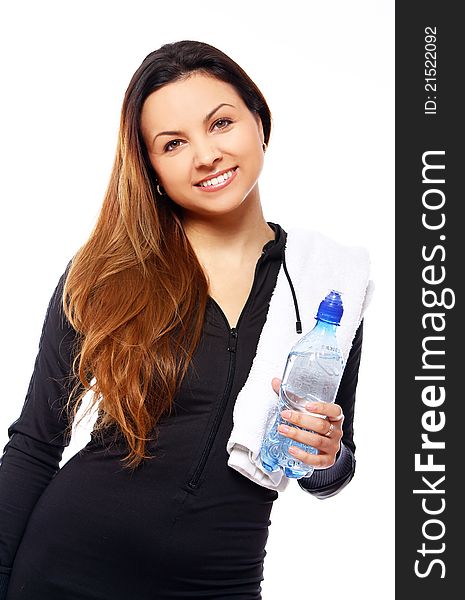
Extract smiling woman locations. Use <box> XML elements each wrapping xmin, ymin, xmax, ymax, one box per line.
<box><xmin>0</xmin><ymin>39</ymin><xmax>372</xmax><ymax>600</ymax></box>
<box><xmin>140</xmin><ymin>71</ymin><xmax>268</xmax><ymax>222</ymax></box>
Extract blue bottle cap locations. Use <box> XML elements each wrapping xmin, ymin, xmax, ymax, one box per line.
<box><xmin>316</xmin><ymin>290</ymin><xmax>343</xmax><ymax>325</ymax></box>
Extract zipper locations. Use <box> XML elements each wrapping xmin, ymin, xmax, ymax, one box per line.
<box><xmin>187</xmin><ymin>253</ymin><xmax>265</xmax><ymax>490</ymax></box>
<box><xmin>187</xmin><ymin>327</ymin><xmax>237</xmax><ymax>489</ymax></box>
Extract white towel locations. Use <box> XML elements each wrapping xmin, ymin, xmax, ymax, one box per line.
<box><xmin>226</xmin><ymin>228</ymin><xmax>374</xmax><ymax>492</ymax></box>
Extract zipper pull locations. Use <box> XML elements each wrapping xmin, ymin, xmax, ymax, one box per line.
<box><xmin>228</xmin><ymin>327</ymin><xmax>238</xmax><ymax>353</ymax></box>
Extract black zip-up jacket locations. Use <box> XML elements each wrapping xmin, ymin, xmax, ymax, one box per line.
<box><xmin>0</xmin><ymin>222</ymin><xmax>363</xmax><ymax>599</ymax></box>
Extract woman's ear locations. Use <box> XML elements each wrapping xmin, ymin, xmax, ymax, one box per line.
<box><xmin>253</xmin><ymin>111</ymin><xmax>265</xmax><ymax>146</ymax></box>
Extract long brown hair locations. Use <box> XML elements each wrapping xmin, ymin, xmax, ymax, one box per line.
<box><xmin>62</xmin><ymin>40</ymin><xmax>272</xmax><ymax>470</ymax></box>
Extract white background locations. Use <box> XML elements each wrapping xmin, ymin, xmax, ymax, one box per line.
<box><xmin>0</xmin><ymin>1</ymin><xmax>394</xmax><ymax>598</ymax></box>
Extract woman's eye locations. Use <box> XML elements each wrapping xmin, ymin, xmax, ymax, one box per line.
<box><xmin>164</xmin><ymin>139</ymin><xmax>183</xmax><ymax>152</ymax></box>
<box><xmin>215</xmin><ymin>119</ymin><xmax>232</xmax><ymax>129</ymax></box>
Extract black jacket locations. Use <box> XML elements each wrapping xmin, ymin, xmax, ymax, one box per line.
<box><xmin>0</xmin><ymin>222</ymin><xmax>363</xmax><ymax>599</ymax></box>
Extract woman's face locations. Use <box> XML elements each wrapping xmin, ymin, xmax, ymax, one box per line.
<box><xmin>140</xmin><ymin>72</ymin><xmax>265</xmax><ymax>219</ymax></box>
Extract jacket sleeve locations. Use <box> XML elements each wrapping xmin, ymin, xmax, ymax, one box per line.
<box><xmin>297</xmin><ymin>319</ymin><xmax>364</xmax><ymax>499</ymax></box>
<box><xmin>0</xmin><ymin>260</ymin><xmax>81</xmax><ymax>596</ymax></box>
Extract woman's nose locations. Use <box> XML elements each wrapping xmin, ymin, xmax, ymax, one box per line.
<box><xmin>192</xmin><ymin>140</ymin><xmax>222</xmax><ymax>168</ymax></box>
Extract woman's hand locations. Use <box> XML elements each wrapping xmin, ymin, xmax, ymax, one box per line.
<box><xmin>271</xmin><ymin>377</ymin><xmax>344</xmax><ymax>469</ymax></box>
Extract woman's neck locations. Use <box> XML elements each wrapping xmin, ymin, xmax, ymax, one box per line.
<box><xmin>181</xmin><ymin>201</ymin><xmax>275</xmax><ymax>269</ymax></box>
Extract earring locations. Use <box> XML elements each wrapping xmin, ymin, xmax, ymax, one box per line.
<box><xmin>155</xmin><ymin>180</ymin><xmax>166</xmax><ymax>196</ymax></box>
<box><xmin>262</xmin><ymin>142</ymin><xmax>267</xmax><ymax>153</ymax></box>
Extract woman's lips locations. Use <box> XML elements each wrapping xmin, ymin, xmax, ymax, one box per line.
<box><xmin>194</xmin><ymin>167</ymin><xmax>238</xmax><ymax>192</ymax></box>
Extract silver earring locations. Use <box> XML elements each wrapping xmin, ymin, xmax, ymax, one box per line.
<box><xmin>262</xmin><ymin>142</ymin><xmax>267</xmax><ymax>153</ymax></box>
<box><xmin>155</xmin><ymin>181</ymin><xmax>166</xmax><ymax>196</ymax></box>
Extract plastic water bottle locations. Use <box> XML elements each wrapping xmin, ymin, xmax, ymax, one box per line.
<box><xmin>260</xmin><ymin>290</ymin><xmax>345</xmax><ymax>479</ymax></box>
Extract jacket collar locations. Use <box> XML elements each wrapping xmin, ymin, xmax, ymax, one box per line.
<box><xmin>262</xmin><ymin>221</ymin><xmax>287</xmax><ymax>261</ymax></box>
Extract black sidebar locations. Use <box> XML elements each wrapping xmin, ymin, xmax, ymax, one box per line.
<box><xmin>396</xmin><ymin>2</ymin><xmax>462</xmax><ymax>597</ymax></box>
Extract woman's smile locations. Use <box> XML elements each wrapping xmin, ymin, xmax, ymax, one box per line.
<box><xmin>194</xmin><ymin>166</ymin><xmax>239</xmax><ymax>192</ymax></box>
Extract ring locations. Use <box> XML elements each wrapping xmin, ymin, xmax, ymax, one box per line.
<box><xmin>324</xmin><ymin>422</ymin><xmax>335</xmax><ymax>438</ymax></box>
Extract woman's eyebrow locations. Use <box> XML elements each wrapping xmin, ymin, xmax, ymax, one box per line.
<box><xmin>152</xmin><ymin>103</ymin><xmax>236</xmax><ymax>144</ymax></box>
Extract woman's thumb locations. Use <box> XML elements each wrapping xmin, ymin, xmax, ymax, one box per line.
<box><xmin>271</xmin><ymin>377</ymin><xmax>281</xmax><ymax>394</ymax></box>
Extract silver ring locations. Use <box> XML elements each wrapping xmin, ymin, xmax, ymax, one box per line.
<box><xmin>324</xmin><ymin>422</ymin><xmax>335</xmax><ymax>438</ymax></box>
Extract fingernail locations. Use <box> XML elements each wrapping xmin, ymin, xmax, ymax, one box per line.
<box><xmin>306</xmin><ymin>403</ymin><xmax>318</xmax><ymax>411</ymax></box>
<box><xmin>281</xmin><ymin>410</ymin><xmax>291</xmax><ymax>419</ymax></box>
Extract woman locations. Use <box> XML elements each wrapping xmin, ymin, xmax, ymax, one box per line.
<box><xmin>0</xmin><ymin>40</ymin><xmax>369</xmax><ymax>599</ymax></box>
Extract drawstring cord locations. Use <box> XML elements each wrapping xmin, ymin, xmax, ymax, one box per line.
<box><xmin>282</xmin><ymin>251</ymin><xmax>302</xmax><ymax>334</ymax></box>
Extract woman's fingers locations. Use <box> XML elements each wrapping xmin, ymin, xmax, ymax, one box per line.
<box><xmin>277</xmin><ymin>403</ymin><xmax>344</xmax><ymax>468</ymax></box>
<box><xmin>287</xmin><ymin>445</ymin><xmax>337</xmax><ymax>468</ymax></box>
<box><xmin>270</xmin><ymin>378</ymin><xmax>344</xmax><ymax>468</ymax></box>
<box><xmin>306</xmin><ymin>401</ymin><xmax>344</xmax><ymax>422</ymax></box>
<box><xmin>280</xmin><ymin>407</ymin><xmax>343</xmax><ymax>436</ymax></box>
<box><xmin>277</xmin><ymin>423</ymin><xmax>335</xmax><ymax>451</ymax></box>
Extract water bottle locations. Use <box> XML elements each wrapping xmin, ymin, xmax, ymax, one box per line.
<box><xmin>260</xmin><ymin>290</ymin><xmax>345</xmax><ymax>479</ymax></box>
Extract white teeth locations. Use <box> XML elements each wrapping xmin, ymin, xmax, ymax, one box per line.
<box><xmin>199</xmin><ymin>169</ymin><xmax>234</xmax><ymax>187</ymax></box>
